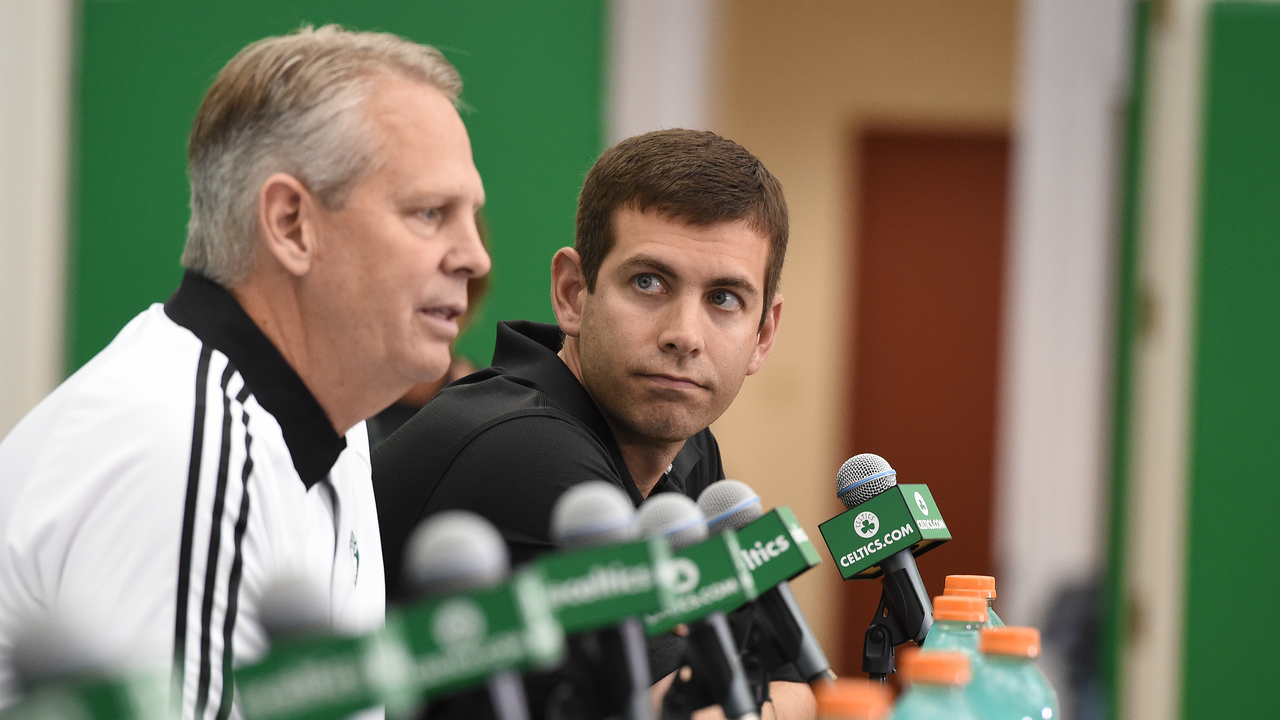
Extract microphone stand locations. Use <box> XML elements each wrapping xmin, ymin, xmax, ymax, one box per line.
<box><xmin>734</xmin><ymin>584</ymin><xmax>837</xmax><ymax>697</ymax></box>
<box><xmin>543</xmin><ymin>620</ymin><xmax>652</xmax><ymax>720</ymax></box>
<box><xmin>660</xmin><ymin>614</ymin><xmax>760</xmax><ymax>720</ymax></box>
<box><xmin>862</xmin><ymin>550</ymin><xmax>933</xmax><ymax>682</ymax></box>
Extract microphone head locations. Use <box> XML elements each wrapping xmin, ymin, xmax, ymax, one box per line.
<box><xmin>698</xmin><ymin>479</ymin><xmax>763</xmax><ymax>534</ymax></box>
<box><xmin>636</xmin><ymin>493</ymin><xmax>708</xmax><ymax>550</ymax></box>
<box><xmin>550</xmin><ymin>481</ymin><xmax>639</xmax><ymax>548</ymax></box>
<box><xmin>403</xmin><ymin>510</ymin><xmax>509</xmax><ymax>598</ymax></box>
<box><xmin>836</xmin><ymin>453</ymin><xmax>898</xmax><ymax>509</ymax></box>
<box><xmin>258</xmin><ymin>576</ymin><xmax>330</xmax><ymax>640</ymax></box>
<box><xmin>10</xmin><ymin>610</ymin><xmax>115</xmax><ymax>689</ymax></box>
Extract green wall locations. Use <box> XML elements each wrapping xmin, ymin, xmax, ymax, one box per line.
<box><xmin>1183</xmin><ymin>3</ymin><xmax>1280</xmax><ymax>717</ymax></box>
<box><xmin>70</xmin><ymin>0</ymin><xmax>604</xmax><ymax>372</ymax></box>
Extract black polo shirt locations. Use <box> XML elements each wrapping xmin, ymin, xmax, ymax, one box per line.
<box><xmin>373</xmin><ymin>320</ymin><xmax>726</xmax><ymax>597</ymax></box>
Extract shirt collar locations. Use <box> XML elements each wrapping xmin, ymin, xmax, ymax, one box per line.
<box><xmin>491</xmin><ymin>320</ymin><xmax>704</xmax><ymax>504</ymax></box>
<box><xmin>164</xmin><ymin>271</ymin><xmax>346</xmax><ymax>489</ymax></box>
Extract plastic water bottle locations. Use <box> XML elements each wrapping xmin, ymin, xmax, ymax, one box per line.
<box><xmin>968</xmin><ymin>626</ymin><xmax>1059</xmax><ymax>720</ymax></box>
<box><xmin>813</xmin><ymin>678</ymin><xmax>891</xmax><ymax>720</ymax></box>
<box><xmin>889</xmin><ymin>650</ymin><xmax>980</xmax><ymax>720</ymax></box>
<box><xmin>920</xmin><ymin>595</ymin><xmax>987</xmax><ymax>657</ymax></box>
<box><xmin>943</xmin><ymin>575</ymin><xmax>1004</xmax><ymax>627</ymax></box>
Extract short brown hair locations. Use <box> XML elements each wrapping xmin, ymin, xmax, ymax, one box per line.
<box><xmin>575</xmin><ymin>129</ymin><xmax>789</xmax><ymax>326</ymax></box>
<box><xmin>182</xmin><ymin>25</ymin><xmax>462</xmax><ymax>286</ymax></box>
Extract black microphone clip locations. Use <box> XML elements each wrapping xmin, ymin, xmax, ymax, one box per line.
<box><xmin>862</xmin><ymin>549</ymin><xmax>933</xmax><ymax>680</ymax></box>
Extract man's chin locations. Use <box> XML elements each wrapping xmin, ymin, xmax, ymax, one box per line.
<box><xmin>406</xmin><ymin>349</ymin><xmax>453</xmax><ymax>385</ymax></box>
<box><xmin>626</xmin><ymin>411</ymin><xmax>708</xmax><ymax>445</ymax></box>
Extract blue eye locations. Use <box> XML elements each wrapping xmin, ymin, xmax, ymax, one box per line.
<box><xmin>709</xmin><ymin>289</ymin><xmax>742</xmax><ymax>310</ymax></box>
<box><xmin>635</xmin><ymin>274</ymin><xmax>663</xmax><ymax>292</ymax></box>
<box><xmin>421</xmin><ymin>208</ymin><xmax>441</xmax><ymax>221</ymax></box>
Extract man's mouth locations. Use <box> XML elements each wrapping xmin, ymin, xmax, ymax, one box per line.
<box><xmin>421</xmin><ymin>305</ymin><xmax>464</xmax><ymax>321</ymax></box>
<box><xmin>640</xmin><ymin>373</ymin><xmax>706</xmax><ymax>391</ymax></box>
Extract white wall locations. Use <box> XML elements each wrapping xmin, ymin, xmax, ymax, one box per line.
<box><xmin>996</xmin><ymin>0</ymin><xmax>1131</xmax><ymax>628</ymax></box>
<box><xmin>0</xmin><ymin>0</ymin><xmax>73</xmax><ymax>438</ymax></box>
<box><xmin>606</xmin><ymin>0</ymin><xmax>716</xmax><ymax>145</ymax></box>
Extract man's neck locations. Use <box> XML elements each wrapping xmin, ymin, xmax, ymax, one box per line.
<box><xmin>230</xmin><ymin>271</ymin><xmax>398</xmax><ymax>436</ymax></box>
<box><xmin>613</xmin><ymin>435</ymin><xmax>685</xmax><ymax>499</ymax></box>
<box><xmin>558</xmin><ymin>338</ymin><xmax>684</xmax><ymax>498</ymax></box>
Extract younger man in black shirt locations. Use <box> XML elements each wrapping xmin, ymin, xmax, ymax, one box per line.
<box><xmin>374</xmin><ymin>129</ymin><xmax>813</xmax><ymax>719</ymax></box>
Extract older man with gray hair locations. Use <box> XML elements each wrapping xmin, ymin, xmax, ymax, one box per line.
<box><xmin>0</xmin><ymin>25</ymin><xmax>489</xmax><ymax>717</ymax></box>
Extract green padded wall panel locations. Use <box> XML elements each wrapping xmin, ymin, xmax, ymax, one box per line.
<box><xmin>71</xmin><ymin>0</ymin><xmax>604</xmax><ymax>371</ymax></box>
<box><xmin>1183</xmin><ymin>4</ymin><xmax>1280</xmax><ymax>717</ymax></box>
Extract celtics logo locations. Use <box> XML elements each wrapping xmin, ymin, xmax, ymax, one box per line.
<box><xmin>854</xmin><ymin>511</ymin><xmax>880</xmax><ymax>539</ymax></box>
<box><xmin>431</xmin><ymin>598</ymin><xmax>487</xmax><ymax>650</ymax></box>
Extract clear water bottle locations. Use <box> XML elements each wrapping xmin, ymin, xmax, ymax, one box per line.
<box><xmin>813</xmin><ymin>678</ymin><xmax>891</xmax><ymax>720</ymax></box>
<box><xmin>920</xmin><ymin>595</ymin><xmax>987</xmax><ymax>658</ymax></box>
<box><xmin>889</xmin><ymin>650</ymin><xmax>980</xmax><ymax>720</ymax></box>
<box><xmin>943</xmin><ymin>575</ymin><xmax>1004</xmax><ymax>627</ymax></box>
<box><xmin>967</xmin><ymin>626</ymin><xmax>1059</xmax><ymax>720</ymax></box>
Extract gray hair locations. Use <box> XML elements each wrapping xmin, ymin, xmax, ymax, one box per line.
<box><xmin>181</xmin><ymin>25</ymin><xmax>462</xmax><ymax>286</ymax></box>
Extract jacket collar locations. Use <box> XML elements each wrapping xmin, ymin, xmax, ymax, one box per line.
<box><xmin>165</xmin><ymin>272</ymin><xmax>345</xmax><ymax>489</ymax></box>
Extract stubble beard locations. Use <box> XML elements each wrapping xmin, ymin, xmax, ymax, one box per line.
<box><xmin>579</xmin><ymin>358</ymin><xmax>708</xmax><ymax>447</ymax></box>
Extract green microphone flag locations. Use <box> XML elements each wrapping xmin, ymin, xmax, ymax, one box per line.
<box><xmin>236</xmin><ymin>566</ymin><xmax>564</xmax><ymax>720</ymax></box>
<box><xmin>818</xmin><ymin>484</ymin><xmax>951</xmax><ymax>580</ymax></box>
<box><xmin>534</xmin><ymin>536</ymin><xmax>675</xmax><ymax>634</ymax></box>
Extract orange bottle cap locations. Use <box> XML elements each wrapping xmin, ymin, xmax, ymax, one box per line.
<box><xmin>932</xmin><ymin>595</ymin><xmax>987</xmax><ymax>622</ymax></box>
<box><xmin>899</xmin><ymin>650</ymin><xmax>971</xmax><ymax>687</ymax></box>
<box><xmin>813</xmin><ymin>678</ymin><xmax>891</xmax><ymax>719</ymax></box>
<box><xmin>946</xmin><ymin>588</ymin><xmax>992</xmax><ymax>600</ymax></box>
<box><xmin>980</xmin><ymin>626</ymin><xmax>1041</xmax><ymax>658</ymax></box>
<box><xmin>944</xmin><ymin>575</ymin><xmax>997</xmax><ymax>599</ymax></box>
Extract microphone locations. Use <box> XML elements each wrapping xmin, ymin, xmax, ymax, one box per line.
<box><xmin>6</xmin><ymin>610</ymin><xmax>168</xmax><ymax>720</ymax></box>
<box><xmin>550</xmin><ymin>480</ymin><xmax>641</xmax><ymax>548</ymax></box>
<box><xmin>697</xmin><ymin>480</ymin><xmax>834</xmax><ymax>687</ymax></box>
<box><xmin>237</xmin><ymin>577</ymin><xmax>418</xmax><ymax>720</ymax></box>
<box><xmin>817</xmin><ymin>454</ymin><xmax>952</xmax><ymax>679</ymax></box>
<box><xmin>636</xmin><ymin>494</ymin><xmax>759</xmax><ymax>720</ymax></box>
<box><xmin>527</xmin><ymin>481</ymin><xmax>661</xmax><ymax>720</ymax></box>
<box><xmin>636</xmin><ymin>495</ymin><xmax>757</xmax><ymax>635</ymax></box>
<box><xmin>397</xmin><ymin>511</ymin><xmax>565</xmax><ymax>720</ymax></box>
<box><xmin>539</xmin><ymin>482</ymin><xmax>675</xmax><ymax>632</ymax></box>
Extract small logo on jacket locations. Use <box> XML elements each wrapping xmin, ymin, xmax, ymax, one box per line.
<box><xmin>350</xmin><ymin>532</ymin><xmax>360</xmax><ymax>586</ymax></box>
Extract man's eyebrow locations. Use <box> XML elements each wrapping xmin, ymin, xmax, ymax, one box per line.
<box><xmin>707</xmin><ymin>275</ymin><xmax>759</xmax><ymax>296</ymax></box>
<box><xmin>400</xmin><ymin>190</ymin><xmax>485</xmax><ymax>211</ymax></box>
<box><xmin>617</xmin><ymin>254</ymin><xmax>680</xmax><ymax>279</ymax></box>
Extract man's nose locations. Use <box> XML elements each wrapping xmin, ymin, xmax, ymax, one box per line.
<box><xmin>444</xmin><ymin>216</ymin><xmax>491</xmax><ymax>277</ymax></box>
<box><xmin>657</xmin><ymin>296</ymin><xmax>703</xmax><ymax>357</ymax></box>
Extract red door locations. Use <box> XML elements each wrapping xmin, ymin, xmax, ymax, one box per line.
<box><xmin>838</xmin><ymin>131</ymin><xmax>1009</xmax><ymax>675</ymax></box>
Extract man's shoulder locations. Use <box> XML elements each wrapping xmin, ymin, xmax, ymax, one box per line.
<box><xmin>372</xmin><ymin>368</ymin><xmax>625</xmax><ymax>595</ymax></box>
<box><xmin>373</xmin><ymin>369</ymin><xmax>604</xmax><ymax>479</ymax></box>
<box><xmin>0</xmin><ymin>306</ymin><xmax>203</xmax><ymax>468</ymax></box>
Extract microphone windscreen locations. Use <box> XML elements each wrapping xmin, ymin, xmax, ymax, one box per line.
<box><xmin>836</xmin><ymin>453</ymin><xmax>898</xmax><ymax>509</ymax></box>
<box><xmin>258</xmin><ymin>576</ymin><xmax>330</xmax><ymax>640</ymax></box>
<box><xmin>697</xmin><ymin>479</ymin><xmax>763</xmax><ymax>534</ymax></box>
<box><xmin>10</xmin><ymin>610</ymin><xmax>115</xmax><ymax>688</ymax></box>
<box><xmin>550</xmin><ymin>481</ymin><xmax>638</xmax><ymax>548</ymax></box>
<box><xmin>403</xmin><ymin>510</ymin><xmax>509</xmax><ymax>598</ymax></box>
<box><xmin>636</xmin><ymin>493</ymin><xmax>708</xmax><ymax>550</ymax></box>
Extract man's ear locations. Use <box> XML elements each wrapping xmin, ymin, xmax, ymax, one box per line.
<box><xmin>747</xmin><ymin>292</ymin><xmax>784</xmax><ymax>375</ymax></box>
<box><xmin>257</xmin><ymin>173</ymin><xmax>318</xmax><ymax>277</ymax></box>
<box><xmin>550</xmin><ymin>247</ymin><xmax>588</xmax><ymax>337</ymax></box>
